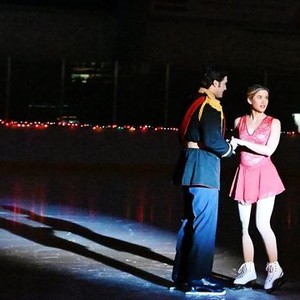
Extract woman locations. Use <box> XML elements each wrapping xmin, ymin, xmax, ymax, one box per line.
<box><xmin>230</xmin><ymin>84</ymin><xmax>285</xmax><ymax>293</ymax></box>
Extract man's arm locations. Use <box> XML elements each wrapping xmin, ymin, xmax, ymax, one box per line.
<box><xmin>200</xmin><ymin>105</ymin><xmax>234</xmax><ymax>157</ymax></box>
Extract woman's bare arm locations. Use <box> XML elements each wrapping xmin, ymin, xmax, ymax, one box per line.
<box><xmin>234</xmin><ymin>118</ymin><xmax>281</xmax><ymax>156</ymax></box>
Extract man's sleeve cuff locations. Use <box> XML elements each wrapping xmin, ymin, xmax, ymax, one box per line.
<box><xmin>222</xmin><ymin>143</ymin><xmax>232</xmax><ymax>158</ymax></box>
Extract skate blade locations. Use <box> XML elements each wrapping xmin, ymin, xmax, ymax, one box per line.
<box><xmin>266</xmin><ymin>275</ymin><xmax>286</xmax><ymax>293</ymax></box>
<box><xmin>185</xmin><ymin>288</ymin><xmax>226</xmax><ymax>296</ymax></box>
<box><xmin>233</xmin><ymin>280</ymin><xmax>256</xmax><ymax>289</ymax></box>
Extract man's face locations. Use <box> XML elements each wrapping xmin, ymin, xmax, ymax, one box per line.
<box><xmin>213</xmin><ymin>76</ymin><xmax>228</xmax><ymax>99</ymax></box>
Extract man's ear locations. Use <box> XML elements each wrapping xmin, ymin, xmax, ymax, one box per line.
<box><xmin>213</xmin><ymin>80</ymin><xmax>219</xmax><ymax>87</ymax></box>
<box><xmin>247</xmin><ymin>98</ymin><xmax>252</xmax><ymax>105</ymax></box>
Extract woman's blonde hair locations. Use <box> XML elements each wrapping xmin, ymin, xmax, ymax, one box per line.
<box><xmin>247</xmin><ymin>84</ymin><xmax>269</xmax><ymax>100</ymax></box>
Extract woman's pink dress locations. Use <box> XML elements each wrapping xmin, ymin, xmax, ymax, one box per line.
<box><xmin>230</xmin><ymin>115</ymin><xmax>285</xmax><ymax>203</ymax></box>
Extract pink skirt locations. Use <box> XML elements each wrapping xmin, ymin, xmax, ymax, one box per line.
<box><xmin>229</xmin><ymin>157</ymin><xmax>285</xmax><ymax>204</ymax></box>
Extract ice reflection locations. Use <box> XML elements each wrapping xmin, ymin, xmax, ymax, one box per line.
<box><xmin>0</xmin><ymin>134</ymin><xmax>299</xmax><ymax>281</ymax></box>
<box><xmin>0</xmin><ymin>166</ymin><xmax>182</xmax><ymax>229</ymax></box>
<box><xmin>0</xmin><ymin>158</ymin><xmax>298</xmax><ymax>234</ymax></box>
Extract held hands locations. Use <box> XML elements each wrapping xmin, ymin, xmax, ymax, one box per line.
<box><xmin>227</xmin><ymin>136</ymin><xmax>245</xmax><ymax>154</ymax></box>
<box><xmin>231</xmin><ymin>137</ymin><xmax>246</xmax><ymax>146</ymax></box>
<box><xmin>229</xmin><ymin>137</ymin><xmax>238</xmax><ymax>151</ymax></box>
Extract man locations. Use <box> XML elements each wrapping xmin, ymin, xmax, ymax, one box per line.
<box><xmin>171</xmin><ymin>66</ymin><xmax>237</xmax><ymax>296</ymax></box>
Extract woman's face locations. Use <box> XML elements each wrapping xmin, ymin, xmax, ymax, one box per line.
<box><xmin>248</xmin><ymin>89</ymin><xmax>269</xmax><ymax>113</ymax></box>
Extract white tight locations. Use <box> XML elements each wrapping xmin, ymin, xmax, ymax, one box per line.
<box><xmin>238</xmin><ymin>196</ymin><xmax>278</xmax><ymax>263</ymax></box>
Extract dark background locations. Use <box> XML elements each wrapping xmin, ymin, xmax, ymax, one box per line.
<box><xmin>0</xmin><ymin>0</ymin><xmax>299</xmax><ymax>130</ymax></box>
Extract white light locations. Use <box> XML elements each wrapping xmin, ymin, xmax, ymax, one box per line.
<box><xmin>292</xmin><ymin>113</ymin><xmax>300</xmax><ymax>132</ymax></box>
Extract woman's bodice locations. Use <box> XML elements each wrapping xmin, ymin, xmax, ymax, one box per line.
<box><xmin>238</xmin><ymin>115</ymin><xmax>273</xmax><ymax>167</ymax></box>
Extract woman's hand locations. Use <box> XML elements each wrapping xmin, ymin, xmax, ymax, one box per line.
<box><xmin>231</xmin><ymin>137</ymin><xmax>245</xmax><ymax>146</ymax></box>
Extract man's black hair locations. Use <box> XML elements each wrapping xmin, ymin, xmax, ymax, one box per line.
<box><xmin>200</xmin><ymin>65</ymin><xmax>228</xmax><ymax>88</ymax></box>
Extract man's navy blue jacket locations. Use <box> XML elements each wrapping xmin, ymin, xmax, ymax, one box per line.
<box><xmin>173</xmin><ymin>92</ymin><xmax>233</xmax><ymax>190</ymax></box>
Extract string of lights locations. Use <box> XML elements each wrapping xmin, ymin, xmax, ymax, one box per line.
<box><xmin>0</xmin><ymin>119</ymin><xmax>179</xmax><ymax>132</ymax></box>
<box><xmin>0</xmin><ymin>119</ymin><xmax>298</xmax><ymax>135</ymax></box>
